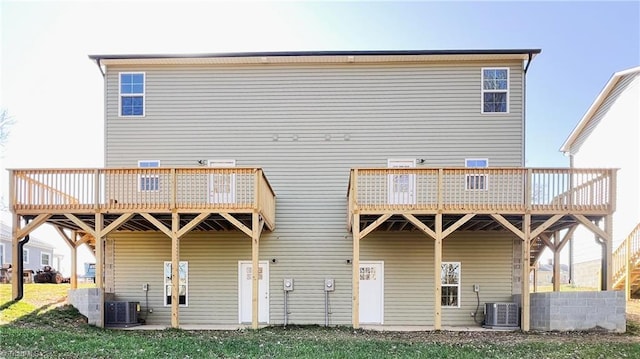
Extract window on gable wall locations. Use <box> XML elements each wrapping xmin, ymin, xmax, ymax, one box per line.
<box><xmin>481</xmin><ymin>68</ymin><xmax>509</xmax><ymax>113</ymax></box>
<box><xmin>138</xmin><ymin>160</ymin><xmax>160</xmax><ymax>191</ymax></box>
<box><xmin>120</xmin><ymin>72</ymin><xmax>145</xmax><ymax>116</ymax></box>
<box><xmin>441</xmin><ymin>262</ymin><xmax>461</xmax><ymax>307</ymax></box>
<box><xmin>465</xmin><ymin>158</ymin><xmax>488</xmax><ymax>191</ymax></box>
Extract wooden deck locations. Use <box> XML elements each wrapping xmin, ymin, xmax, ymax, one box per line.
<box><xmin>8</xmin><ymin>167</ymin><xmax>276</xmax><ymax>330</ymax></box>
<box><xmin>10</xmin><ymin>167</ymin><xmax>276</xmax><ymax>231</ymax></box>
<box><xmin>346</xmin><ymin>167</ymin><xmax>617</xmax><ymax>331</ymax></box>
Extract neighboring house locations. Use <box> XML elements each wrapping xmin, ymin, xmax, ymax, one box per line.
<box><xmin>561</xmin><ymin>66</ymin><xmax>640</xmax><ymax>296</ymax></box>
<box><xmin>534</xmin><ymin>261</ymin><xmax>569</xmax><ymax>287</ymax></box>
<box><xmin>0</xmin><ymin>222</ymin><xmax>58</xmax><ymax>275</ymax></box>
<box><xmin>8</xmin><ymin>49</ymin><xmax>618</xmax><ymax>331</ymax></box>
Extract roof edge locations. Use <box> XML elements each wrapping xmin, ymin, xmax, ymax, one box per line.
<box><xmin>89</xmin><ymin>49</ymin><xmax>541</xmax><ymax>61</ymax></box>
<box><xmin>560</xmin><ymin>65</ymin><xmax>640</xmax><ymax>153</ymax></box>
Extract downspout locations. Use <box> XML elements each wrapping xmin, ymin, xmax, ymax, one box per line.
<box><xmin>14</xmin><ymin>214</ymin><xmax>32</xmax><ymax>301</ymax></box>
<box><xmin>94</xmin><ymin>58</ymin><xmax>105</xmax><ymax>78</ymax></box>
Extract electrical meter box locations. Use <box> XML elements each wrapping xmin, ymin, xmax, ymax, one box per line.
<box><xmin>324</xmin><ymin>278</ymin><xmax>335</xmax><ymax>292</ymax></box>
<box><xmin>283</xmin><ymin>278</ymin><xmax>294</xmax><ymax>291</ymax></box>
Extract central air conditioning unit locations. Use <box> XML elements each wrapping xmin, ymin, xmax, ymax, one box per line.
<box><xmin>484</xmin><ymin>302</ymin><xmax>520</xmax><ymax>328</ymax></box>
<box><xmin>105</xmin><ymin>301</ymin><xmax>140</xmax><ymax>327</ymax></box>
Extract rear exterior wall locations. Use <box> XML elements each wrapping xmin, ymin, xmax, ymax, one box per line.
<box><xmin>104</xmin><ymin>60</ymin><xmax>525</xmax><ymax>326</ymax></box>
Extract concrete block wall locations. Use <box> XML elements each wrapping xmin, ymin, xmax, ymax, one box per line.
<box><xmin>530</xmin><ymin>291</ymin><xmax>625</xmax><ymax>332</ymax></box>
<box><xmin>67</xmin><ymin>288</ymin><xmax>112</xmax><ymax>327</ymax></box>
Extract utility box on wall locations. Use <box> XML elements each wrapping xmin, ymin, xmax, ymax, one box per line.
<box><xmin>324</xmin><ymin>279</ymin><xmax>334</xmax><ymax>292</ymax></box>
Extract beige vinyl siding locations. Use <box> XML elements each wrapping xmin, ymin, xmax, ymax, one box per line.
<box><xmin>109</xmin><ymin>232</ymin><xmax>250</xmax><ymax>325</ymax></box>
<box><xmin>362</xmin><ymin>232</ymin><xmax>515</xmax><ymax>326</ymax></box>
<box><xmin>104</xmin><ymin>60</ymin><xmax>525</xmax><ymax>326</ymax></box>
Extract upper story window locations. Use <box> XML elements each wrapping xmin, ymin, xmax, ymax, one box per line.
<box><xmin>138</xmin><ymin>160</ymin><xmax>160</xmax><ymax>191</ymax></box>
<box><xmin>120</xmin><ymin>72</ymin><xmax>145</xmax><ymax>117</ymax></box>
<box><xmin>465</xmin><ymin>158</ymin><xmax>488</xmax><ymax>191</ymax></box>
<box><xmin>481</xmin><ymin>68</ymin><xmax>509</xmax><ymax>113</ymax></box>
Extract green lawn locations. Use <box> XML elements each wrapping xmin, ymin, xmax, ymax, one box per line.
<box><xmin>1</xmin><ymin>284</ymin><xmax>639</xmax><ymax>359</ymax></box>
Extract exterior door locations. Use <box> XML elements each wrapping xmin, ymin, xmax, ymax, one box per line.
<box><xmin>359</xmin><ymin>261</ymin><xmax>384</xmax><ymax>324</ymax></box>
<box><xmin>387</xmin><ymin>159</ymin><xmax>416</xmax><ymax>204</ymax></box>
<box><xmin>209</xmin><ymin>159</ymin><xmax>236</xmax><ymax>204</ymax></box>
<box><xmin>238</xmin><ymin>261</ymin><xmax>269</xmax><ymax>323</ymax></box>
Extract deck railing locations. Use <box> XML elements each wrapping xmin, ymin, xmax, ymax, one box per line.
<box><xmin>613</xmin><ymin>223</ymin><xmax>640</xmax><ymax>286</ymax></box>
<box><xmin>9</xmin><ymin>168</ymin><xmax>276</xmax><ymax>229</ymax></box>
<box><xmin>348</xmin><ymin>167</ymin><xmax>616</xmax><ymax>216</ymax></box>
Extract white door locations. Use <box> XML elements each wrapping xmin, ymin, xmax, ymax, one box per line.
<box><xmin>388</xmin><ymin>159</ymin><xmax>416</xmax><ymax>204</ymax></box>
<box><xmin>238</xmin><ymin>261</ymin><xmax>269</xmax><ymax>323</ymax></box>
<box><xmin>359</xmin><ymin>261</ymin><xmax>384</xmax><ymax>324</ymax></box>
<box><xmin>209</xmin><ymin>159</ymin><xmax>236</xmax><ymax>204</ymax></box>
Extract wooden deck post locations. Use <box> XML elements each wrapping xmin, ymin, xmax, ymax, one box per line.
<box><xmin>553</xmin><ymin>231</ymin><xmax>561</xmax><ymax>292</ymax></box>
<box><xmin>352</xmin><ymin>213</ymin><xmax>360</xmax><ymax>329</ymax></box>
<box><xmin>251</xmin><ymin>211</ymin><xmax>260</xmax><ymax>329</ymax></box>
<box><xmin>605</xmin><ymin>215</ymin><xmax>613</xmax><ymax>291</ymax></box>
<box><xmin>70</xmin><ymin>232</ymin><xmax>78</xmax><ymax>290</ymax></box>
<box><xmin>434</xmin><ymin>213</ymin><xmax>443</xmax><ymax>330</ymax></box>
<box><xmin>626</xmin><ymin>232</ymin><xmax>632</xmax><ymax>300</ymax></box>
<box><xmin>171</xmin><ymin>212</ymin><xmax>180</xmax><ymax>328</ymax></box>
<box><xmin>94</xmin><ymin>213</ymin><xmax>104</xmax><ymax>328</ymax></box>
<box><xmin>521</xmin><ymin>214</ymin><xmax>531</xmax><ymax>332</ymax></box>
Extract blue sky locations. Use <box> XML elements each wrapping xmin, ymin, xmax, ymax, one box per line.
<box><xmin>0</xmin><ymin>1</ymin><xmax>639</xmax><ymax>266</ymax></box>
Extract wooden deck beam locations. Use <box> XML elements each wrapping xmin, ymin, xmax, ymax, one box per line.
<box><xmin>360</xmin><ymin>214</ymin><xmax>392</xmax><ymax>239</ymax></box>
<box><xmin>402</xmin><ymin>214</ymin><xmax>437</xmax><ymax>240</ymax></box>
<box><xmin>490</xmin><ymin>214</ymin><xmax>525</xmax><ymax>240</ymax></box>
<box><xmin>220</xmin><ymin>213</ymin><xmax>252</xmax><ymax>238</ymax></box>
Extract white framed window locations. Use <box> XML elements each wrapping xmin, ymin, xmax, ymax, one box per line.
<box><xmin>164</xmin><ymin>261</ymin><xmax>188</xmax><ymax>306</ymax></box>
<box><xmin>41</xmin><ymin>252</ymin><xmax>51</xmax><ymax>267</ymax></box>
<box><xmin>119</xmin><ymin>72</ymin><xmax>145</xmax><ymax>117</ymax></box>
<box><xmin>481</xmin><ymin>68</ymin><xmax>509</xmax><ymax>113</ymax></box>
<box><xmin>465</xmin><ymin>158</ymin><xmax>488</xmax><ymax>191</ymax></box>
<box><xmin>0</xmin><ymin>243</ymin><xmax>4</xmax><ymax>266</ymax></box>
<box><xmin>23</xmin><ymin>248</ymin><xmax>29</xmax><ymax>264</ymax></box>
<box><xmin>441</xmin><ymin>262</ymin><xmax>461</xmax><ymax>308</ymax></box>
<box><xmin>138</xmin><ymin>160</ymin><xmax>160</xmax><ymax>192</ymax></box>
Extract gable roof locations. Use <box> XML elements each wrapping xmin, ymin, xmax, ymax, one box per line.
<box><xmin>89</xmin><ymin>49</ymin><xmax>540</xmax><ymax>66</ymax></box>
<box><xmin>560</xmin><ymin>66</ymin><xmax>640</xmax><ymax>153</ymax></box>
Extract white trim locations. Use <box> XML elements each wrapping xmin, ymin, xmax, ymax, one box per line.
<box><xmin>561</xmin><ymin>66</ymin><xmax>640</xmax><ymax>153</ymax></box>
<box><xmin>118</xmin><ymin>72</ymin><xmax>146</xmax><ymax>117</ymax></box>
<box><xmin>237</xmin><ymin>260</ymin><xmax>269</xmax><ymax>324</ymax></box>
<box><xmin>387</xmin><ymin>159</ymin><xmax>417</xmax><ymax>205</ymax></box>
<box><xmin>40</xmin><ymin>252</ymin><xmax>52</xmax><ymax>267</ymax></box>
<box><xmin>465</xmin><ymin>158</ymin><xmax>489</xmax><ymax>191</ymax></box>
<box><xmin>163</xmin><ymin>261</ymin><xmax>189</xmax><ymax>307</ymax></box>
<box><xmin>23</xmin><ymin>248</ymin><xmax>30</xmax><ymax>264</ymax></box>
<box><xmin>138</xmin><ymin>160</ymin><xmax>160</xmax><ymax>192</ymax></box>
<box><xmin>359</xmin><ymin>260</ymin><xmax>384</xmax><ymax>324</ymax></box>
<box><xmin>481</xmin><ymin>67</ymin><xmax>510</xmax><ymax>114</ymax></box>
<box><xmin>209</xmin><ymin>159</ymin><xmax>237</xmax><ymax>204</ymax></box>
<box><xmin>0</xmin><ymin>243</ymin><xmax>4</xmax><ymax>266</ymax></box>
<box><xmin>98</xmin><ymin>52</ymin><xmax>538</xmax><ymax>66</ymax></box>
<box><xmin>441</xmin><ymin>261</ymin><xmax>461</xmax><ymax>308</ymax></box>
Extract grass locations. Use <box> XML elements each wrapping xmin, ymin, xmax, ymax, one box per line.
<box><xmin>1</xmin><ymin>284</ymin><xmax>639</xmax><ymax>358</ymax></box>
